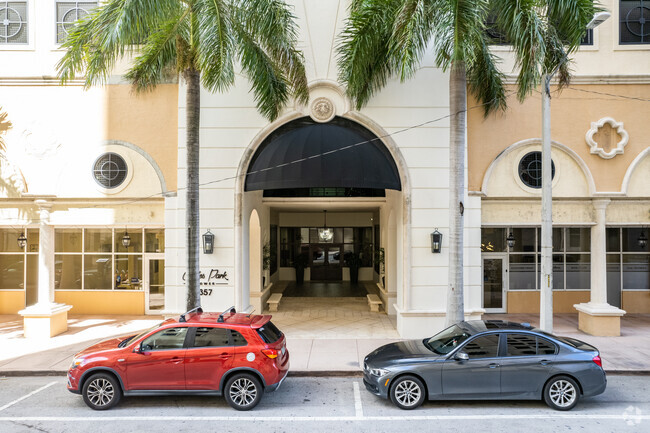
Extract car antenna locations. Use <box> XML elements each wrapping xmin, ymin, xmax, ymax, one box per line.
<box><xmin>217</xmin><ymin>306</ymin><xmax>236</xmax><ymax>323</ymax></box>
<box><xmin>179</xmin><ymin>306</ymin><xmax>203</xmax><ymax>323</ymax></box>
<box><xmin>247</xmin><ymin>309</ymin><xmax>256</xmax><ymax>318</ymax></box>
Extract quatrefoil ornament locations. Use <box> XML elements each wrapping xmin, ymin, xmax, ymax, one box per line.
<box><xmin>585</xmin><ymin>117</ymin><xmax>629</xmax><ymax>160</ymax></box>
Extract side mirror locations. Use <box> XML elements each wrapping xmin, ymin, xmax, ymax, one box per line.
<box><xmin>454</xmin><ymin>351</ymin><xmax>469</xmax><ymax>361</ymax></box>
<box><xmin>135</xmin><ymin>343</ymin><xmax>152</xmax><ymax>354</ymax></box>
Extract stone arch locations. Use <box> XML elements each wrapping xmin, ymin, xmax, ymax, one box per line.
<box><xmin>622</xmin><ymin>147</ymin><xmax>650</xmax><ymax>197</ymax></box>
<box><xmin>481</xmin><ymin>138</ymin><xmax>596</xmax><ymax>197</ymax></box>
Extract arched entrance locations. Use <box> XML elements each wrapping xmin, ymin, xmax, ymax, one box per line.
<box><xmin>236</xmin><ymin>115</ymin><xmax>409</xmax><ymax>335</ymax></box>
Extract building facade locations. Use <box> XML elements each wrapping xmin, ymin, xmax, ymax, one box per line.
<box><xmin>0</xmin><ymin>1</ymin><xmax>648</xmax><ymax>338</ymax></box>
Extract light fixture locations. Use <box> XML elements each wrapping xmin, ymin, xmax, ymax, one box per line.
<box><xmin>203</xmin><ymin>229</ymin><xmax>215</xmax><ymax>254</ymax></box>
<box><xmin>430</xmin><ymin>229</ymin><xmax>442</xmax><ymax>253</ymax></box>
<box><xmin>17</xmin><ymin>232</ymin><xmax>27</xmax><ymax>249</ymax></box>
<box><xmin>121</xmin><ymin>231</ymin><xmax>131</xmax><ymax>248</ymax></box>
<box><xmin>506</xmin><ymin>232</ymin><xmax>516</xmax><ymax>249</ymax></box>
<box><xmin>318</xmin><ymin>210</ymin><xmax>333</xmax><ymax>243</ymax></box>
<box><xmin>638</xmin><ymin>230</ymin><xmax>648</xmax><ymax>249</ymax></box>
<box><xmin>586</xmin><ymin>11</ymin><xmax>611</xmax><ymax>29</ymax></box>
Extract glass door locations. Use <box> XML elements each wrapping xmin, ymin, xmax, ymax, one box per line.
<box><xmin>482</xmin><ymin>254</ymin><xmax>507</xmax><ymax>313</ymax></box>
<box><xmin>309</xmin><ymin>244</ymin><xmax>343</xmax><ymax>281</ymax></box>
<box><xmin>144</xmin><ymin>255</ymin><xmax>165</xmax><ymax>314</ymax></box>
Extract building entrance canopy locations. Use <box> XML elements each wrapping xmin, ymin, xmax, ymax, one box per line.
<box><xmin>245</xmin><ymin>116</ymin><xmax>401</xmax><ymax>191</ymax></box>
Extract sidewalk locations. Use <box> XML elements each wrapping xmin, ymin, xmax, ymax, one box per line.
<box><xmin>1</xmin><ymin>313</ymin><xmax>649</xmax><ymax>375</ymax></box>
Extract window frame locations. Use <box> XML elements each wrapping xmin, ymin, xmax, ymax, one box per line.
<box><xmin>54</xmin><ymin>1</ymin><xmax>98</xmax><ymax>45</ymax></box>
<box><xmin>0</xmin><ymin>0</ymin><xmax>31</xmax><ymax>48</ymax></box>
<box><xmin>619</xmin><ymin>0</ymin><xmax>650</xmax><ymax>45</ymax></box>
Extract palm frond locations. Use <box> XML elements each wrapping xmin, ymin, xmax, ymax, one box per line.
<box><xmin>336</xmin><ymin>0</ymin><xmax>402</xmax><ymax>109</ymax></box>
<box><xmin>56</xmin><ymin>0</ymin><xmax>181</xmax><ymax>87</ymax></box>
<box><xmin>491</xmin><ymin>0</ymin><xmax>547</xmax><ymax>101</ymax></box>
<box><xmin>233</xmin><ymin>25</ymin><xmax>290</xmax><ymax>121</ymax></box>
<box><xmin>125</xmin><ymin>14</ymin><xmax>186</xmax><ymax>92</ymax></box>
<box><xmin>233</xmin><ymin>0</ymin><xmax>309</xmax><ymax>105</ymax></box>
<box><xmin>0</xmin><ymin>108</ymin><xmax>11</xmax><ymax>152</ymax></box>
<box><xmin>466</xmin><ymin>35</ymin><xmax>507</xmax><ymax>116</ymax></box>
<box><xmin>390</xmin><ymin>0</ymin><xmax>436</xmax><ymax>81</ymax></box>
<box><xmin>195</xmin><ymin>0</ymin><xmax>235</xmax><ymax>92</ymax></box>
<box><xmin>546</xmin><ymin>0</ymin><xmax>602</xmax><ymax>51</ymax></box>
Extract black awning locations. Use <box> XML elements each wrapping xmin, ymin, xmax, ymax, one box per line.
<box><xmin>245</xmin><ymin>116</ymin><xmax>401</xmax><ymax>192</ymax></box>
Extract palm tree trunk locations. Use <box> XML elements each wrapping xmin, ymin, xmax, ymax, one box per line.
<box><xmin>445</xmin><ymin>61</ymin><xmax>466</xmax><ymax>326</ymax></box>
<box><xmin>184</xmin><ymin>67</ymin><xmax>201</xmax><ymax>311</ymax></box>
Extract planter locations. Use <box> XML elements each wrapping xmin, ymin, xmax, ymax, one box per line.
<box><xmin>295</xmin><ymin>267</ymin><xmax>305</xmax><ymax>285</ymax></box>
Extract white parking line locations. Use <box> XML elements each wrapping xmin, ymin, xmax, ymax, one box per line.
<box><xmin>353</xmin><ymin>381</ymin><xmax>363</xmax><ymax>418</ymax></box>
<box><xmin>0</xmin><ymin>414</ymin><xmax>649</xmax><ymax>422</ymax></box>
<box><xmin>0</xmin><ymin>381</ymin><xmax>58</xmax><ymax>412</ymax></box>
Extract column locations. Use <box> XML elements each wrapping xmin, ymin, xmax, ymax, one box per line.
<box><xmin>573</xmin><ymin>199</ymin><xmax>626</xmax><ymax>336</ymax></box>
<box><xmin>19</xmin><ymin>200</ymin><xmax>72</xmax><ymax>338</ymax></box>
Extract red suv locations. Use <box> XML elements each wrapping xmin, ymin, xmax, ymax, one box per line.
<box><xmin>67</xmin><ymin>307</ymin><xmax>289</xmax><ymax>411</ymax></box>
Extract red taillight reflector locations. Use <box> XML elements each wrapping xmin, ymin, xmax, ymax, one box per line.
<box><xmin>593</xmin><ymin>355</ymin><xmax>602</xmax><ymax>368</ymax></box>
<box><xmin>262</xmin><ymin>349</ymin><xmax>278</xmax><ymax>359</ymax></box>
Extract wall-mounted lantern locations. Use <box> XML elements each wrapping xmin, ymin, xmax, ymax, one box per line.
<box><xmin>506</xmin><ymin>232</ymin><xmax>516</xmax><ymax>249</ymax></box>
<box><xmin>121</xmin><ymin>231</ymin><xmax>131</xmax><ymax>248</ymax></box>
<box><xmin>639</xmin><ymin>230</ymin><xmax>648</xmax><ymax>249</ymax></box>
<box><xmin>203</xmin><ymin>229</ymin><xmax>215</xmax><ymax>254</ymax></box>
<box><xmin>431</xmin><ymin>229</ymin><xmax>442</xmax><ymax>253</ymax></box>
<box><xmin>17</xmin><ymin>232</ymin><xmax>27</xmax><ymax>249</ymax></box>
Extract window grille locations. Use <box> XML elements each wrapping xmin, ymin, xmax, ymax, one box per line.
<box><xmin>0</xmin><ymin>1</ymin><xmax>28</xmax><ymax>44</ymax></box>
<box><xmin>93</xmin><ymin>152</ymin><xmax>128</xmax><ymax>189</ymax></box>
<box><xmin>620</xmin><ymin>0</ymin><xmax>650</xmax><ymax>44</ymax></box>
<box><xmin>518</xmin><ymin>151</ymin><xmax>555</xmax><ymax>189</ymax></box>
<box><xmin>56</xmin><ymin>1</ymin><xmax>97</xmax><ymax>43</ymax></box>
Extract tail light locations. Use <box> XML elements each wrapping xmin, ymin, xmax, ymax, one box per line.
<box><xmin>593</xmin><ymin>355</ymin><xmax>602</xmax><ymax>368</ymax></box>
<box><xmin>262</xmin><ymin>349</ymin><xmax>278</xmax><ymax>359</ymax></box>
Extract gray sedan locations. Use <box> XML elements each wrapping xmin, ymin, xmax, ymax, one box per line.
<box><xmin>362</xmin><ymin>320</ymin><xmax>606</xmax><ymax>411</ymax></box>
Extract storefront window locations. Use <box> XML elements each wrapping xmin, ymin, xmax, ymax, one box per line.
<box><xmin>565</xmin><ymin>254</ymin><xmax>590</xmax><ymax>290</ymax></box>
<box><xmin>0</xmin><ymin>228</ymin><xmax>24</xmax><ymax>253</ymax></box>
<box><xmin>481</xmin><ymin>228</ymin><xmax>506</xmax><ymax>252</ymax></box>
<box><xmin>115</xmin><ymin>255</ymin><xmax>142</xmax><ymax>290</ymax></box>
<box><xmin>84</xmin><ymin>255</ymin><xmax>112</xmax><ymax>290</ymax></box>
<box><xmin>0</xmin><ymin>255</ymin><xmax>24</xmax><ymax>289</ymax></box>
<box><xmin>145</xmin><ymin>229</ymin><xmax>165</xmax><ymax>253</ymax></box>
<box><xmin>115</xmin><ymin>230</ymin><xmax>143</xmax><ymax>253</ymax></box>
<box><xmin>85</xmin><ymin>229</ymin><xmax>112</xmax><ymax>252</ymax></box>
<box><xmin>55</xmin><ymin>229</ymin><xmax>82</xmax><ymax>252</ymax></box>
<box><xmin>509</xmin><ymin>254</ymin><xmax>536</xmax><ymax>290</ymax></box>
<box><xmin>607</xmin><ymin>227</ymin><xmax>650</xmax><ymax>291</ymax></box>
<box><xmin>56</xmin><ymin>254</ymin><xmax>82</xmax><ymax>290</ymax></box>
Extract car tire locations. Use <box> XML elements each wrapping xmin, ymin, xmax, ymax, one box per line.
<box><xmin>390</xmin><ymin>375</ymin><xmax>425</xmax><ymax>410</ymax></box>
<box><xmin>224</xmin><ymin>373</ymin><xmax>263</xmax><ymax>411</ymax></box>
<box><xmin>82</xmin><ymin>372</ymin><xmax>121</xmax><ymax>410</ymax></box>
<box><xmin>544</xmin><ymin>375</ymin><xmax>580</xmax><ymax>411</ymax></box>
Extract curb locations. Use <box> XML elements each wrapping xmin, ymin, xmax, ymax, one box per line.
<box><xmin>1</xmin><ymin>370</ymin><xmax>648</xmax><ymax>377</ymax></box>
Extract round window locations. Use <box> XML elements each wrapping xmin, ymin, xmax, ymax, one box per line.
<box><xmin>518</xmin><ymin>151</ymin><xmax>555</xmax><ymax>189</ymax></box>
<box><xmin>93</xmin><ymin>153</ymin><xmax>128</xmax><ymax>189</ymax></box>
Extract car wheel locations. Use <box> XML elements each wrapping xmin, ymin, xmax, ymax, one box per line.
<box><xmin>82</xmin><ymin>373</ymin><xmax>121</xmax><ymax>410</ymax></box>
<box><xmin>390</xmin><ymin>375</ymin><xmax>425</xmax><ymax>410</ymax></box>
<box><xmin>224</xmin><ymin>373</ymin><xmax>263</xmax><ymax>411</ymax></box>
<box><xmin>544</xmin><ymin>375</ymin><xmax>580</xmax><ymax>411</ymax></box>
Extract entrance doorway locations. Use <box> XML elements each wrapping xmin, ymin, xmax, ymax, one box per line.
<box><xmin>310</xmin><ymin>244</ymin><xmax>342</xmax><ymax>281</ymax></box>
<box><xmin>482</xmin><ymin>254</ymin><xmax>507</xmax><ymax>313</ymax></box>
<box><xmin>145</xmin><ymin>255</ymin><xmax>165</xmax><ymax>314</ymax></box>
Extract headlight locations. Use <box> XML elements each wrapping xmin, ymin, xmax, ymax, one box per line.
<box><xmin>369</xmin><ymin>367</ymin><xmax>389</xmax><ymax>377</ymax></box>
<box><xmin>70</xmin><ymin>357</ymin><xmax>85</xmax><ymax>369</ymax></box>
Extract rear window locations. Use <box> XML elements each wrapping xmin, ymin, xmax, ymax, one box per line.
<box><xmin>257</xmin><ymin>321</ymin><xmax>283</xmax><ymax>343</ymax></box>
<box><xmin>555</xmin><ymin>336</ymin><xmax>597</xmax><ymax>351</ymax></box>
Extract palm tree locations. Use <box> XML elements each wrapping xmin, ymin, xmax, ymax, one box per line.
<box><xmin>57</xmin><ymin>0</ymin><xmax>309</xmax><ymax>311</ymax></box>
<box><xmin>0</xmin><ymin>108</ymin><xmax>11</xmax><ymax>152</ymax></box>
<box><xmin>338</xmin><ymin>0</ymin><xmax>598</xmax><ymax>325</ymax></box>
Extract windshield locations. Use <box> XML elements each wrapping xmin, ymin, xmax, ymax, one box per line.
<box><xmin>118</xmin><ymin>323</ymin><xmax>163</xmax><ymax>348</ymax></box>
<box><xmin>424</xmin><ymin>325</ymin><xmax>471</xmax><ymax>355</ymax></box>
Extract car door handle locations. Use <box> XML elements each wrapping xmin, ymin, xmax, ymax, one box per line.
<box><xmin>217</xmin><ymin>352</ymin><xmax>231</xmax><ymax>359</ymax></box>
<box><xmin>540</xmin><ymin>360</ymin><xmax>550</xmax><ymax>366</ymax></box>
<box><xmin>488</xmin><ymin>363</ymin><xmax>499</xmax><ymax>368</ymax></box>
<box><xmin>170</xmin><ymin>357</ymin><xmax>183</xmax><ymax>364</ymax></box>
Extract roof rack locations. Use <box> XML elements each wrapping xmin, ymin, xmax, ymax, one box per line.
<box><xmin>179</xmin><ymin>306</ymin><xmax>203</xmax><ymax>323</ymax></box>
<box><xmin>217</xmin><ymin>306</ymin><xmax>236</xmax><ymax>323</ymax></box>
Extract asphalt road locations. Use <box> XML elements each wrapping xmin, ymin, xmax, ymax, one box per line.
<box><xmin>0</xmin><ymin>375</ymin><xmax>648</xmax><ymax>432</ymax></box>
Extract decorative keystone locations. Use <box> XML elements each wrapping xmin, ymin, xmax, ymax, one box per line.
<box><xmin>585</xmin><ymin>117</ymin><xmax>628</xmax><ymax>159</ymax></box>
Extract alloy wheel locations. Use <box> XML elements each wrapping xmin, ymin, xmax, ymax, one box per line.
<box><xmin>549</xmin><ymin>379</ymin><xmax>577</xmax><ymax>408</ymax></box>
<box><xmin>229</xmin><ymin>377</ymin><xmax>258</xmax><ymax>407</ymax></box>
<box><xmin>394</xmin><ymin>379</ymin><xmax>422</xmax><ymax>407</ymax></box>
<box><xmin>86</xmin><ymin>378</ymin><xmax>115</xmax><ymax>407</ymax></box>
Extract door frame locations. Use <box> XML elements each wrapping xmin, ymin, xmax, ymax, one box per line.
<box><xmin>482</xmin><ymin>253</ymin><xmax>508</xmax><ymax>313</ymax></box>
<box><xmin>144</xmin><ymin>254</ymin><xmax>165</xmax><ymax>314</ymax></box>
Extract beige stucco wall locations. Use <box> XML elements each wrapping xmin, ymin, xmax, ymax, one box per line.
<box><xmin>468</xmin><ymin>84</ymin><xmax>650</xmax><ymax>194</ymax></box>
<box><xmin>104</xmin><ymin>84</ymin><xmax>178</xmax><ymax>192</ymax></box>
<box><xmin>55</xmin><ymin>291</ymin><xmax>145</xmax><ymax>315</ymax></box>
<box><xmin>507</xmin><ymin>291</ymin><xmax>590</xmax><ymax>314</ymax></box>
